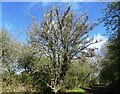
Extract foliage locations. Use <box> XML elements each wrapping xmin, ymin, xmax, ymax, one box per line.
<box><xmin>27</xmin><ymin>5</ymin><xmax>98</xmax><ymax>93</ymax></box>
<box><xmin>0</xmin><ymin>29</ymin><xmax>37</xmax><ymax>92</ymax></box>
<box><xmin>18</xmin><ymin>47</ymin><xmax>52</xmax><ymax>92</ymax></box>
<box><xmin>0</xmin><ymin>29</ymin><xmax>20</xmax><ymax>74</ymax></box>
<box><xmin>99</xmin><ymin>2</ymin><xmax>120</xmax><ymax>92</ymax></box>
<box><xmin>99</xmin><ymin>59</ymin><xmax>115</xmax><ymax>84</ymax></box>
<box><xmin>102</xmin><ymin>2</ymin><xmax>120</xmax><ymax>34</ymax></box>
<box><xmin>63</xmin><ymin>57</ymin><xmax>97</xmax><ymax>89</ymax></box>
<box><xmin>0</xmin><ymin>28</ymin><xmax>21</xmax><ymax>79</ymax></box>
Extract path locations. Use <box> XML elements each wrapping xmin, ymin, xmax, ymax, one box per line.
<box><xmin>81</xmin><ymin>85</ymin><xmax>105</xmax><ymax>94</ymax></box>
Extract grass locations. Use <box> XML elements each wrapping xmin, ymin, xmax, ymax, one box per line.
<box><xmin>66</xmin><ymin>88</ymin><xmax>86</xmax><ymax>93</ymax></box>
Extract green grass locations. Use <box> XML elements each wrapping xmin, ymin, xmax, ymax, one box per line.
<box><xmin>66</xmin><ymin>88</ymin><xmax>86</xmax><ymax>93</ymax></box>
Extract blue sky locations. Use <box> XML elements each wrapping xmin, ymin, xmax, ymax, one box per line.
<box><xmin>2</xmin><ymin>2</ymin><xmax>107</xmax><ymax>42</ymax></box>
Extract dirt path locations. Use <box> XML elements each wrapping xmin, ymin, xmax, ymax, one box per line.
<box><xmin>82</xmin><ymin>85</ymin><xmax>105</xmax><ymax>94</ymax></box>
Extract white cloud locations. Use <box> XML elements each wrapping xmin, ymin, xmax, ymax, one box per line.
<box><xmin>88</xmin><ymin>34</ymin><xmax>108</xmax><ymax>57</ymax></box>
<box><xmin>88</xmin><ymin>34</ymin><xmax>108</xmax><ymax>49</ymax></box>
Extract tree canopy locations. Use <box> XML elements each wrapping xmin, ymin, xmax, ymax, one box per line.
<box><xmin>26</xmin><ymin>5</ymin><xmax>98</xmax><ymax>93</ymax></box>
<box><xmin>99</xmin><ymin>2</ymin><xmax>120</xmax><ymax>93</ymax></box>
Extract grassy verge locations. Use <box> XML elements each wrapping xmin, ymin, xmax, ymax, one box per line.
<box><xmin>66</xmin><ymin>88</ymin><xmax>86</xmax><ymax>93</ymax></box>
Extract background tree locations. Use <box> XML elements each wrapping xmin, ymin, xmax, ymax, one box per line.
<box><xmin>27</xmin><ymin>5</ymin><xmax>98</xmax><ymax>93</ymax></box>
<box><xmin>0</xmin><ymin>29</ymin><xmax>23</xmax><ymax>92</ymax></box>
<box><xmin>0</xmin><ymin>29</ymin><xmax>21</xmax><ymax>77</ymax></box>
<box><xmin>63</xmin><ymin>56</ymin><xmax>98</xmax><ymax>89</ymax></box>
<box><xmin>99</xmin><ymin>2</ymin><xmax>120</xmax><ymax>93</ymax></box>
<box><xmin>18</xmin><ymin>47</ymin><xmax>52</xmax><ymax>92</ymax></box>
<box><xmin>0</xmin><ymin>29</ymin><xmax>39</xmax><ymax>92</ymax></box>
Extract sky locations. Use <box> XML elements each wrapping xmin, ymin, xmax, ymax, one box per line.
<box><xmin>2</xmin><ymin>2</ymin><xmax>108</xmax><ymax>46</ymax></box>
